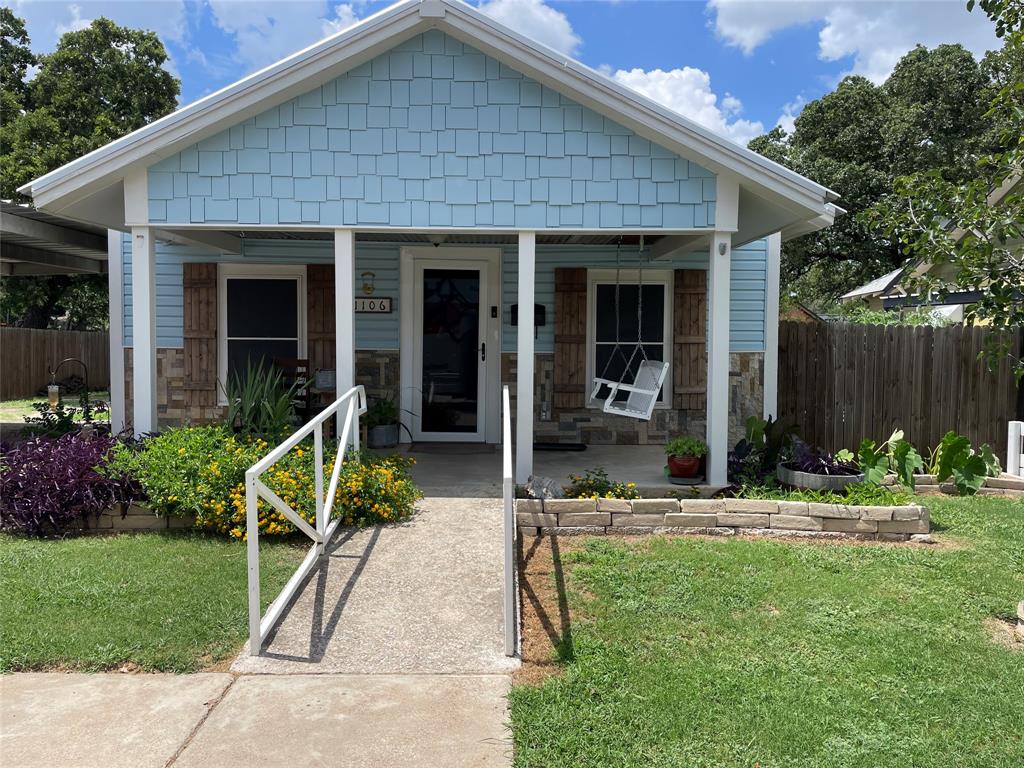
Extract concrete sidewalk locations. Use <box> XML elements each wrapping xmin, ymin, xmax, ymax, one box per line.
<box><xmin>0</xmin><ymin>672</ymin><xmax>511</xmax><ymax>768</ymax></box>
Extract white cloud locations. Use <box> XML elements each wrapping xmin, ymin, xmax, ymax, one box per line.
<box><xmin>207</xmin><ymin>1</ymin><xmax>364</xmax><ymax>73</ymax></box>
<box><xmin>776</xmin><ymin>96</ymin><xmax>806</xmax><ymax>134</ymax></box>
<box><xmin>322</xmin><ymin>3</ymin><xmax>361</xmax><ymax>36</ymax></box>
<box><xmin>477</xmin><ymin>0</ymin><xmax>581</xmax><ymax>57</ymax></box>
<box><xmin>610</xmin><ymin>67</ymin><xmax>764</xmax><ymax>146</ymax></box>
<box><xmin>11</xmin><ymin>0</ymin><xmax>188</xmax><ymax>51</ymax></box>
<box><xmin>709</xmin><ymin>1</ymin><xmax>999</xmax><ymax>84</ymax></box>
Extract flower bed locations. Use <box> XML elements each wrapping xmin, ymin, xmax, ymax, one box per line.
<box><xmin>106</xmin><ymin>426</ymin><xmax>421</xmax><ymax>538</ymax></box>
<box><xmin>515</xmin><ymin>497</ymin><xmax>931</xmax><ymax>541</ymax></box>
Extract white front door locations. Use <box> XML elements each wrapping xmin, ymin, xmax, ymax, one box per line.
<box><xmin>400</xmin><ymin>249</ymin><xmax>501</xmax><ymax>443</ymax></box>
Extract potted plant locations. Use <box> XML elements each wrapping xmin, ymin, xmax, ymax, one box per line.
<box><xmin>365</xmin><ymin>398</ymin><xmax>401</xmax><ymax>448</ymax></box>
<box><xmin>665</xmin><ymin>436</ymin><xmax>707</xmax><ymax>479</ymax></box>
<box><xmin>777</xmin><ymin>438</ymin><xmax>863</xmax><ymax>491</ymax></box>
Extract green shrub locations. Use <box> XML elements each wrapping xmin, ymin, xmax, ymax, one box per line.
<box><xmin>733</xmin><ymin>480</ymin><xmax>912</xmax><ymax>506</ymax></box>
<box><xmin>564</xmin><ymin>467</ymin><xmax>640</xmax><ymax>500</ymax></box>
<box><xmin>106</xmin><ymin>426</ymin><xmax>422</xmax><ymax>538</ymax></box>
<box><xmin>665</xmin><ymin>436</ymin><xmax>707</xmax><ymax>458</ymax></box>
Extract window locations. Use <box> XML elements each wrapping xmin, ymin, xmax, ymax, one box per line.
<box><xmin>218</xmin><ymin>265</ymin><xmax>306</xmax><ymax>395</ymax></box>
<box><xmin>586</xmin><ymin>270</ymin><xmax>672</xmax><ymax>406</ymax></box>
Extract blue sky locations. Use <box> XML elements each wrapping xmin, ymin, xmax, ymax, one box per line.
<box><xmin>10</xmin><ymin>0</ymin><xmax>1000</xmax><ymax>146</ymax></box>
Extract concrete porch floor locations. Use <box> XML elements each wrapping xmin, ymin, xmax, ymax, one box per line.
<box><xmin>399</xmin><ymin>443</ymin><xmax>724</xmax><ymax>498</ymax></box>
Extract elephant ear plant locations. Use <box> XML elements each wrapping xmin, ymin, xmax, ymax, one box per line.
<box><xmin>927</xmin><ymin>431</ymin><xmax>1001</xmax><ymax>495</ymax></box>
<box><xmin>858</xmin><ymin>429</ymin><xmax>924</xmax><ymax>488</ymax></box>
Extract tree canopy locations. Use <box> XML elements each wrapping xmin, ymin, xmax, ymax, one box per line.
<box><xmin>0</xmin><ymin>13</ymin><xmax>179</xmax><ymax>329</ymax></box>
<box><xmin>748</xmin><ymin>41</ymin><xmax>1006</xmax><ymax>307</ymax></box>
<box><xmin>865</xmin><ymin>0</ymin><xmax>1023</xmax><ymax>376</ymax></box>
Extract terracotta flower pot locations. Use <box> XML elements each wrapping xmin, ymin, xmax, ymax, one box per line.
<box><xmin>667</xmin><ymin>455</ymin><xmax>701</xmax><ymax>478</ymax></box>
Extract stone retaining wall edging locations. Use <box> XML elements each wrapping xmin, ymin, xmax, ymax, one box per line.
<box><xmin>515</xmin><ymin>497</ymin><xmax>931</xmax><ymax>541</ymax></box>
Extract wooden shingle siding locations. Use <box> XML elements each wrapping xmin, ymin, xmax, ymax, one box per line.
<box><xmin>182</xmin><ymin>263</ymin><xmax>217</xmax><ymax>403</ymax></box>
<box><xmin>307</xmin><ymin>264</ymin><xmax>335</xmax><ymax>371</ymax></box>
<box><xmin>673</xmin><ymin>269</ymin><xmax>707</xmax><ymax>411</ymax></box>
<box><xmin>552</xmin><ymin>267</ymin><xmax>588</xmax><ymax>410</ymax></box>
<box><xmin>146</xmin><ymin>31</ymin><xmax>715</xmax><ymax>231</ymax></box>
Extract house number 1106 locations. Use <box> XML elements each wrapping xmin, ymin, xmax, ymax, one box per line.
<box><xmin>354</xmin><ymin>297</ymin><xmax>393</xmax><ymax>313</ymax></box>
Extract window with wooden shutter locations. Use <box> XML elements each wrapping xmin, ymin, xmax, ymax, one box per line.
<box><xmin>673</xmin><ymin>269</ymin><xmax>707</xmax><ymax>411</ymax></box>
<box><xmin>553</xmin><ymin>267</ymin><xmax>587</xmax><ymax>410</ymax></box>
<box><xmin>307</xmin><ymin>264</ymin><xmax>335</xmax><ymax>372</ymax></box>
<box><xmin>183</xmin><ymin>263</ymin><xmax>217</xmax><ymax>404</ymax></box>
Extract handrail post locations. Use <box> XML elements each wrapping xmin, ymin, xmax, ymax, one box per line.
<box><xmin>245</xmin><ymin>470</ymin><xmax>261</xmax><ymax>655</ymax></box>
<box><xmin>348</xmin><ymin>397</ymin><xmax>359</xmax><ymax>454</ymax></box>
<box><xmin>314</xmin><ymin>422</ymin><xmax>325</xmax><ymax>555</ymax></box>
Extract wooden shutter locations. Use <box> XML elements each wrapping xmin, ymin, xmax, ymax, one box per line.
<box><xmin>307</xmin><ymin>265</ymin><xmax>335</xmax><ymax>372</ymax></box>
<box><xmin>553</xmin><ymin>267</ymin><xmax>588</xmax><ymax>410</ymax></box>
<box><xmin>183</xmin><ymin>263</ymin><xmax>217</xmax><ymax>402</ymax></box>
<box><xmin>673</xmin><ymin>269</ymin><xmax>707</xmax><ymax>411</ymax></box>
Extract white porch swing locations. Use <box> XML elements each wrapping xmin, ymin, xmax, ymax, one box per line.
<box><xmin>589</xmin><ymin>237</ymin><xmax>670</xmax><ymax>421</ymax></box>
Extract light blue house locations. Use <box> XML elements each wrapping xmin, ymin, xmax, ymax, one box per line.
<box><xmin>20</xmin><ymin>0</ymin><xmax>839</xmax><ymax>485</ymax></box>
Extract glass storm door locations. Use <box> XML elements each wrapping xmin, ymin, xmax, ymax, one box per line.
<box><xmin>413</xmin><ymin>263</ymin><xmax>487</xmax><ymax>441</ymax></box>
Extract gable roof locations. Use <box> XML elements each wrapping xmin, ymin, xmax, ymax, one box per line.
<box><xmin>20</xmin><ymin>0</ymin><xmax>838</xmax><ymax>238</ymax></box>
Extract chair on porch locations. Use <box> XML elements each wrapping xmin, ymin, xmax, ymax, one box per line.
<box><xmin>273</xmin><ymin>357</ymin><xmax>317</xmax><ymax>424</ymax></box>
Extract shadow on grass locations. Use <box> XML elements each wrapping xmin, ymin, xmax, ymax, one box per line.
<box><xmin>519</xmin><ymin>533</ymin><xmax>575</xmax><ymax>663</ymax></box>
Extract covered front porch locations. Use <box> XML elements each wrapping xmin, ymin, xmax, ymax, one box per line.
<box><xmin>121</xmin><ymin>225</ymin><xmax>763</xmax><ymax>487</ymax></box>
<box><xmin>398</xmin><ymin>442</ymin><xmax>724</xmax><ymax>498</ymax></box>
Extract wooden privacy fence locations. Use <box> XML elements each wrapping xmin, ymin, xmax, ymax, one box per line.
<box><xmin>0</xmin><ymin>327</ymin><xmax>110</xmax><ymax>400</ymax></box>
<box><xmin>778</xmin><ymin>321</ymin><xmax>1022</xmax><ymax>463</ymax></box>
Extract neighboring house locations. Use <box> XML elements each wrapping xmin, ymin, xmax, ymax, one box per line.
<box><xmin>840</xmin><ymin>173</ymin><xmax>1022</xmax><ymax>322</ymax></box>
<box><xmin>18</xmin><ymin>0</ymin><xmax>838</xmax><ymax>485</ymax></box>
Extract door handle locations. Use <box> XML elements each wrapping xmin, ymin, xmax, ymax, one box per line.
<box><xmin>480</xmin><ymin>342</ymin><xmax>486</xmax><ymax>362</ymax></box>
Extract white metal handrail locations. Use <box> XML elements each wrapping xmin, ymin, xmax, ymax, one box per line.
<box><xmin>502</xmin><ymin>385</ymin><xmax>518</xmax><ymax>657</ymax></box>
<box><xmin>246</xmin><ymin>384</ymin><xmax>367</xmax><ymax>655</ymax></box>
<box><xmin>1009</xmin><ymin>421</ymin><xmax>1024</xmax><ymax>478</ymax></box>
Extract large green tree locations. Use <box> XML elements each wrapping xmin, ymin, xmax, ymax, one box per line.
<box><xmin>0</xmin><ymin>14</ymin><xmax>179</xmax><ymax>329</ymax></box>
<box><xmin>748</xmin><ymin>43</ymin><xmax>1003</xmax><ymax>306</ymax></box>
<box><xmin>865</xmin><ymin>0</ymin><xmax>1023</xmax><ymax>376</ymax></box>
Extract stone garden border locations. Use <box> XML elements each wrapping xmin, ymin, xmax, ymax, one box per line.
<box><xmin>515</xmin><ymin>497</ymin><xmax>931</xmax><ymax>542</ymax></box>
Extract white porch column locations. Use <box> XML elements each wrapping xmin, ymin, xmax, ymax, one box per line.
<box><xmin>707</xmin><ymin>231</ymin><xmax>732</xmax><ymax>487</ymax></box>
<box><xmin>106</xmin><ymin>230</ymin><xmax>126</xmax><ymax>434</ymax></box>
<box><xmin>334</xmin><ymin>229</ymin><xmax>356</xmax><ymax>441</ymax></box>
<box><xmin>516</xmin><ymin>231</ymin><xmax>536</xmax><ymax>483</ymax></box>
<box><xmin>130</xmin><ymin>227</ymin><xmax>157</xmax><ymax>436</ymax></box>
<box><xmin>763</xmin><ymin>232</ymin><xmax>781</xmax><ymax>420</ymax></box>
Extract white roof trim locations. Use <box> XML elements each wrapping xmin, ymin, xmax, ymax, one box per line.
<box><xmin>21</xmin><ymin>0</ymin><xmax>837</xmax><ymax>221</ymax></box>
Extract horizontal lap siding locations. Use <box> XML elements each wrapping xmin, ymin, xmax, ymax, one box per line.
<box><xmin>146</xmin><ymin>30</ymin><xmax>715</xmax><ymax>231</ymax></box>
<box><xmin>124</xmin><ymin>236</ymin><xmax>768</xmax><ymax>353</ymax></box>
<box><xmin>122</xmin><ymin>235</ymin><xmax>399</xmax><ymax>349</ymax></box>
<box><xmin>500</xmin><ymin>239</ymin><xmax>767</xmax><ymax>353</ymax></box>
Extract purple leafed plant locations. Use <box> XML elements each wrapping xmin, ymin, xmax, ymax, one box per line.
<box><xmin>783</xmin><ymin>438</ymin><xmax>860</xmax><ymax>476</ymax></box>
<box><xmin>0</xmin><ymin>434</ymin><xmax>140</xmax><ymax>537</ymax></box>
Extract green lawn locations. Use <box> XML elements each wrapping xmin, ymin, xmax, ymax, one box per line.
<box><xmin>0</xmin><ymin>531</ymin><xmax>306</xmax><ymax>672</ymax></box>
<box><xmin>0</xmin><ymin>391</ymin><xmax>110</xmax><ymax>421</ymax></box>
<box><xmin>511</xmin><ymin>496</ymin><xmax>1024</xmax><ymax>767</ymax></box>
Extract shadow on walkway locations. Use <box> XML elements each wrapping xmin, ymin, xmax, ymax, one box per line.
<box><xmin>259</xmin><ymin>526</ymin><xmax>381</xmax><ymax>665</ymax></box>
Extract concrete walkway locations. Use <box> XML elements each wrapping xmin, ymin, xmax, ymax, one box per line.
<box><xmin>232</xmin><ymin>496</ymin><xmax>517</xmax><ymax>674</ymax></box>
<box><xmin>1</xmin><ymin>496</ymin><xmax>517</xmax><ymax>768</ymax></box>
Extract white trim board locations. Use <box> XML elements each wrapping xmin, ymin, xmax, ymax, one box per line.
<box><xmin>399</xmin><ymin>246</ymin><xmax>502</xmax><ymax>443</ymax></box>
<box><xmin>585</xmin><ymin>269</ymin><xmax>673</xmax><ymax>411</ymax></box>
<box><xmin>216</xmin><ymin>263</ymin><xmax>308</xmax><ymax>405</ymax></box>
